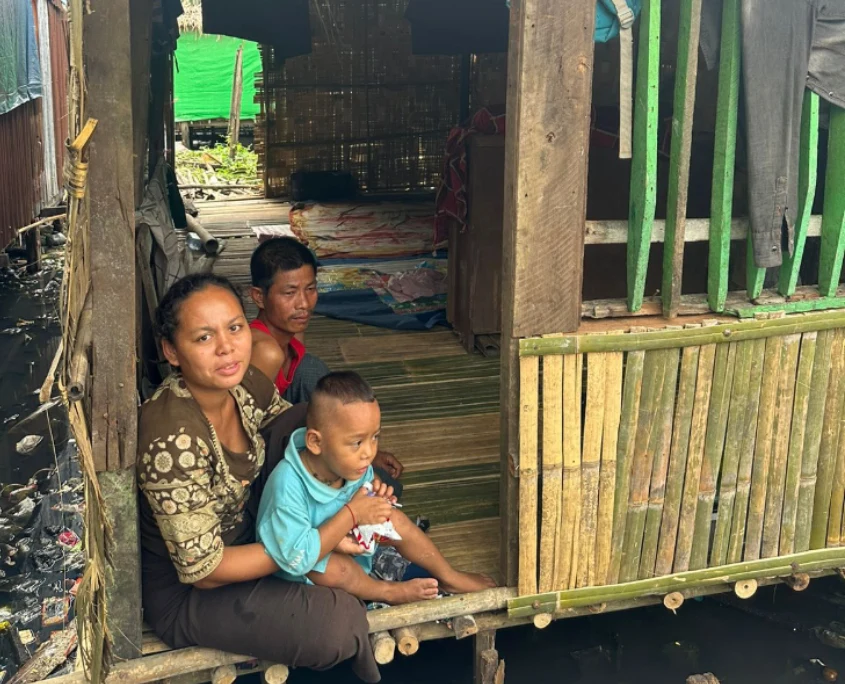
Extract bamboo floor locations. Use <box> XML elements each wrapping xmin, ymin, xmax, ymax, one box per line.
<box><xmin>200</xmin><ymin>198</ymin><xmax>503</xmax><ymax>582</ymax></box>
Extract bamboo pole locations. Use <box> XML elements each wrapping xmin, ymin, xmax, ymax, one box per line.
<box><xmin>780</xmin><ymin>332</ymin><xmax>818</xmax><ymax>554</ymax></box>
<box><xmin>706</xmin><ymin>341</ymin><xmax>749</xmax><ymax>568</ymax></box>
<box><xmin>655</xmin><ymin>344</ymin><xmax>701</xmax><ymax>576</ymax></box>
<box><xmin>539</xmin><ymin>354</ymin><xmax>563</xmax><ymax>593</ymax></box>
<box><xmin>811</xmin><ymin>329</ymin><xmax>845</xmax><ymax>548</ymax></box>
<box><xmin>569</xmin><ymin>354</ymin><xmax>584</xmax><ymax>590</ymax></box>
<box><xmin>827</xmin><ymin>407</ymin><xmax>845</xmax><ymax>547</ymax></box>
<box><xmin>761</xmin><ymin>334</ymin><xmax>801</xmax><ymax>557</ymax></box>
<box><xmin>227</xmin><ymin>44</ymin><xmax>244</xmax><ymax>159</ymax></box>
<box><xmin>608</xmin><ymin>350</ymin><xmax>646</xmax><ymax>584</ymax></box>
<box><xmin>727</xmin><ymin>338</ymin><xmax>766</xmax><ymax>563</ymax></box>
<box><xmin>595</xmin><ymin>352</ymin><xmax>623</xmax><ymax>585</ymax></box>
<box><xmin>674</xmin><ymin>344</ymin><xmax>717</xmax><ymax>572</ymax></box>
<box><xmin>557</xmin><ymin>354</ymin><xmax>583</xmax><ymax>590</ymax></box>
<box><xmin>640</xmin><ymin>347</ymin><xmax>681</xmax><ymax>578</ymax></box>
<box><xmin>519</xmin><ymin>309</ymin><xmax>845</xmax><ymax>357</ymax></box>
<box><xmin>794</xmin><ymin>330</ymin><xmax>834</xmax><ymax>551</ymax></box>
<box><xmin>744</xmin><ymin>335</ymin><xmax>784</xmax><ymax>560</ymax></box>
<box><xmin>509</xmin><ymin>547</ymin><xmax>845</xmax><ymax>617</ymax></box>
<box><xmin>370</xmin><ymin>632</ymin><xmax>396</xmax><ymax>665</ymax></box>
<box><xmin>620</xmin><ymin>350</ymin><xmax>668</xmax><ymax>582</ymax></box>
<box><xmin>518</xmin><ymin>356</ymin><xmax>540</xmax><ymax>596</ymax></box>
<box><xmin>578</xmin><ymin>353</ymin><xmax>606</xmax><ymax>587</ymax></box>
<box><xmin>692</xmin><ymin>342</ymin><xmax>737</xmax><ymax>569</ymax></box>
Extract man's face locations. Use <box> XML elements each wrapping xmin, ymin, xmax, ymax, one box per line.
<box><xmin>251</xmin><ymin>265</ymin><xmax>318</xmax><ymax>335</ymax></box>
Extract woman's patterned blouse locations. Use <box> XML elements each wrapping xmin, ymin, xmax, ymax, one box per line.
<box><xmin>137</xmin><ymin>366</ymin><xmax>289</xmax><ymax>584</ymax></box>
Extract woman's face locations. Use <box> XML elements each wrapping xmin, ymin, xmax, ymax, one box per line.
<box><xmin>161</xmin><ymin>285</ymin><xmax>252</xmax><ymax>392</ymax></box>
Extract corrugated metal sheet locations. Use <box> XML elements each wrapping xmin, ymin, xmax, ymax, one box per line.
<box><xmin>0</xmin><ymin>0</ymin><xmax>68</xmax><ymax>248</ymax></box>
<box><xmin>47</xmin><ymin>0</ymin><xmax>68</xmax><ymax>183</ymax></box>
<box><xmin>0</xmin><ymin>98</ymin><xmax>44</xmax><ymax>246</ymax></box>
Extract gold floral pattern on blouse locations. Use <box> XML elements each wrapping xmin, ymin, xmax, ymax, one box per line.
<box><xmin>138</xmin><ymin>366</ymin><xmax>289</xmax><ymax>584</ymax></box>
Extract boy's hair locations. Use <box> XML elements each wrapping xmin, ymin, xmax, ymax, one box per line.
<box><xmin>250</xmin><ymin>237</ymin><xmax>318</xmax><ymax>293</ymax></box>
<box><xmin>307</xmin><ymin>371</ymin><xmax>377</xmax><ymax>426</ymax></box>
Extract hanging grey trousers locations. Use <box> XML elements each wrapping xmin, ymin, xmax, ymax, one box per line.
<box><xmin>737</xmin><ymin>0</ymin><xmax>845</xmax><ymax>268</ymax></box>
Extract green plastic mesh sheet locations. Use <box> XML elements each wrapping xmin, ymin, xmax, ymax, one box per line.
<box><xmin>174</xmin><ymin>32</ymin><xmax>261</xmax><ymax>123</ymax></box>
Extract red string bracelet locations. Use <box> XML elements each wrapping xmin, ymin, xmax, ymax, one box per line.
<box><xmin>344</xmin><ymin>503</ymin><xmax>356</xmax><ymax>528</ymax></box>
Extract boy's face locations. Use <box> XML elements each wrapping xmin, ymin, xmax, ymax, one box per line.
<box><xmin>306</xmin><ymin>399</ymin><xmax>381</xmax><ymax>482</ymax></box>
<box><xmin>251</xmin><ymin>265</ymin><xmax>317</xmax><ymax>336</ymax></box>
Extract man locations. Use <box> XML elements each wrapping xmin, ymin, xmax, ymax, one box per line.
<box><xmin>249</xmin><ymin>237</ymin><xmax>404</xmax><ymax>485</ymax></box>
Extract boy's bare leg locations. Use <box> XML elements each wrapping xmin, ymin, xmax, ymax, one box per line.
<box><xmin>307</xmin><ymin>552</ymin><xmax>438</xmax><ymax>604</ymax></box>
<box><xmin>389</xmin><ymin>510</ymin><xmax>496</xmax><ymax>593</ymax></box>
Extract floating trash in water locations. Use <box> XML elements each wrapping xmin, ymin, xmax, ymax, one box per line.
<box><xmin>56</xmin><ymin>530</ymin><xmax>80</xmax><ymax>551</ymax></box>
<box><xmin>2</xmin><ymin>415</ymin><xmax>19</xmax><ymax>425</ymax></box>
<box><xmin>40</xmin><ymin>597</ymin><xmax>69</xmax><ymax>628</ymax></box>
<box><xmin>15</xmin><ymin>436</ymin><xmax>42</xmax><ymax>455</ymax></box>
<box><xmin>7</xmin><ymin>498</ymin><xmax>36</xmax><ymax>526</ymax></box>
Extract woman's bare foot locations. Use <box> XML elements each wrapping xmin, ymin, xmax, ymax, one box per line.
<box><xmin>439</xmin><ymin>571</ymin><xmax>496</xmax><ymax>595</ymax></box>
<box><xmin>382</xmin><ymin>578</ymin><xmax>440</xmax><ymax>604</ymax></box>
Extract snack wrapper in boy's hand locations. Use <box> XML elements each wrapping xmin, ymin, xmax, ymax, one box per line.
<box><xmin>351</xmin><ymin>482</ymin><xmax>402</xmax><ymax>551</ymax></box>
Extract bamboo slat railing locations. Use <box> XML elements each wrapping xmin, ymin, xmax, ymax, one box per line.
<box><xmin>515</xmin><ymin>311</ymin><xmax>845</xmax><ymax>604</ymax></box>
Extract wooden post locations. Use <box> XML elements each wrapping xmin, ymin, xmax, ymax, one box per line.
<box><xmin>474</xmin><ymin>631</ymin><xmax>504</xmax><ymax>684</ymax></box>
<box><xmin>24</xmin><ymin>226</ymin><xmax>42</xmax><ymax>273</ymax></box>
<box><xmin>84</xmin><ymin>0</ymin><xmax>142</xmax><ymax>661</ymax></box>
<box><xmin>499</xmin><ymin>0</ymin><xmax>595</xmax><ymax>592</ymax></box>
<box><xmin>228</xmin><ymin>44</ymin><xmax>244</xmax><ymax>158</ymax></box>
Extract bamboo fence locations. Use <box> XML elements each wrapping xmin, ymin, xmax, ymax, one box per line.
<box><xmin>516</xmin><ymin>312</ymin><xmax>845</xmax><ymax>600</ymax></box>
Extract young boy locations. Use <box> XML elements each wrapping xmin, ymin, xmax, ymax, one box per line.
<box><xmin>256</xmin><ymin>371</ymin><xmax>495</xmax><ymax>605</ymax></box>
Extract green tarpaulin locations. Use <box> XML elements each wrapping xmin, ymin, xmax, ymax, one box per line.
<box><xmin>174</xmin><ymin>32</ymin><xmax>261</xmax><ymax>123</ymax></box>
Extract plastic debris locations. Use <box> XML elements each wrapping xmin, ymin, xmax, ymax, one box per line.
<box><xmin>56</xmin><ymin>530</ymin><xmax>80</xmax><ymax>551</ymax></box>
<box><xmin>371</xmin><ymin>545</ymin><xmax>411</xmax><ymax>582</ymax></box>
<box><xmin>15</xmin><ymin>436</ymin><xmax>42</xmax><ymax>455</ymax></box>
<box><xmin>40</xmin><ymin>597</ymin><xmax>69</xmax><ymax>628</ymax></box>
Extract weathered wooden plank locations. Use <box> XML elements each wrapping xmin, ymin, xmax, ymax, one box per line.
<box><xmin>694</xmin><ymin>342</ymin><xmax>738</xmax><ymax>569</ymax></box>
<box><xmin>538</xmin><ymin>354</ymin><xmax>563</xmax><ymax>593</ymax></box>
<box><xmin>595</xmin><ymin>352</ymin><xmax>623</xmax><ymax>585</ymax></box>
<box><xmin>85</xmin><ymin>0</ymin><xmax>141</xmax><ymax>661</ymax></box>
<box><xmin>518</xmin><ymin>355</ymin><xmax>539</xmax><ymax>596</ymax></box>
<box><xmin>780</xmin><ymin>332</ymin><xmax>818</xmax><ymax>554</ymax></box>
<box><xmin>744</xmin><ymin>336</ymin><xmax>784</xmax><ymax>560</ymax></box>
<box><xmin>620</xmin><ymin>349</ymin><xmax>668</xmax><ymax>582</ymax></box>
<box><xmin>728</xmin><ymin>296</ymin><xmax>845</xmax><ymax>318</ymax></box>
<box><xmin>503</xmin><ymin>0</ymin><xmax>595</xmax><ymax>336</ymax></box>
<box><xmin>577</xmin><ymin>353</ymin><xmax>606</xmax><ymax>587</ymax></box>
<box><xmin>586</xmin><ymin>216</ymin><xmax>822</xmax><ymax>246</ymax></box>
<box><xmin>779</xmin><ymin>92</ymin><xmax>820</xmax><ymax>296</ymax></box>
<box><xmin>818</xmin><ymin>106</ymin><xmax>845</xmax><ymax>297</ymax></box>
<box><xmin>761</xmin><ymin>334</ymin><xmax>801</xmax><ymax>558</ymax></box>
<box><xmin>655</xmin><ymin>343</ymin><xmax>700</xmax><ymax>576</ymax></box>
<box><xmin>707</xmin><ymin>0</ymin><xmax>740</xmax><ymax>313</ymax></box>
<box><xmin>557</xmin><ymin>354</ymin><xmax>583</xmax><ymax>590</ymax></box>
<box><xmin>811</xmin><ymin>330</ymin><xmax>845</xmax><ymax>548</ymax></box>
<box><xmin>639</xmin><ymin>347</ymin><xmax>681</xmax><ymax>578</ymax></box>
<box><xmin>727</xmin><ymin>338</ymin><xmax>767</xmax><ymax>564</ymax></box>
<box><xmin>626</xmin><ymin>0</ymin><xmax>662</xmax><ymax>312</ymax></box>
<box><xmin>674</xmin><ymin>343</ymin><xmax>716</xmax><ymax>572</ymax></box>
<box><xmin>745</xmin><ymin>235</ymin><xmax>767</xmax><ymax>301</ymax></box>
<box><xmin>662</xmin><ymin>0</ymin><xmax>703</xmax><ymax>317</ymax></box>
<box><xmin>795</xmin><ymin>329</ymin><xmax>834</xmax><ymax>551</ymax></box>
<box><xmin>608</xmin><ymin>350</ymin><xmax>646</xmax><ymax>584</ymax></box>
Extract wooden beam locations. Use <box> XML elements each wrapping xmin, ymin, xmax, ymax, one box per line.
<box><xmin>818</xmin><ymin>106</ymin><xmax>845</xmax><ymax>297</ymax></box>
<box><xmin>84</xmin><ymin>0</ymin><xmax>141</xmax><ymax>661</ymax></box>
<box><xmin>502</xmin><ymin>0</ymin><xmax>595</xmax><ymax>338</ymax></box>
<box><xmin>626</xmin><ymin>0</ymin><xmax>661</xmax><ymax>311</ymax></box>
<box><xmin>778</xmin><ymin>92</ymin><xmax>820</xmax><ymax>296</ymax></box>
<box><xmin>129</xmin><ymin>0</ymin><xmax>153</xmax><ymax>207</ymax></box>
<box><xmin>662</xmin><ymin>0</ymin><xmax>703</xmax><ymax>316</ymax></box>
<box><xmin>585</xmin><ymin>216</ymin><xmax>822</xmax><ymax>246</ymax></box>
<box><xmin>707</xmin><ymin>0</ymin><xmax>740</xmax><ymax>312</ymax></box>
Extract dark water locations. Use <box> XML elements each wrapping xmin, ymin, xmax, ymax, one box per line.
<box><xmin>0</xmin><ymin>255</ymin><xmax>82</xmax><ymax>679</ymax></box>
<box><xmin>289</xmin><ymin>581</ymin><xmax>845</xmax><ymax>684</ymax></box>
<box><xmin>2</xmin><ymin>257</ymin><xmax>845</xmax><ymax>683</ymax></box>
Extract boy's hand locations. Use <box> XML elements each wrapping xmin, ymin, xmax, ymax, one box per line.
<box><xmin>335</xmin><ymin>534</ymin><xmax>365</xmax><ymax>556</ymax></box>
<box><xmin>349</xmin><ymin>487</ymin><xmax>393</xmax><ymax>525</ymax></box>
<box><xmin>370</xmin><ymin>477</ymin><xmax>396</xmax><ymax>504</ymax></box>
<box><xmin>373</xmin><ymin>450</ymin><xmax>404</xmax><ymax>479</ymax></box>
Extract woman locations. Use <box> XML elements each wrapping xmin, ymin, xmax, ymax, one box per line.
<box><xmin>137</xmin><ymin>273</ymin><xmax>380</xmax><ymax>682</ymax></box>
